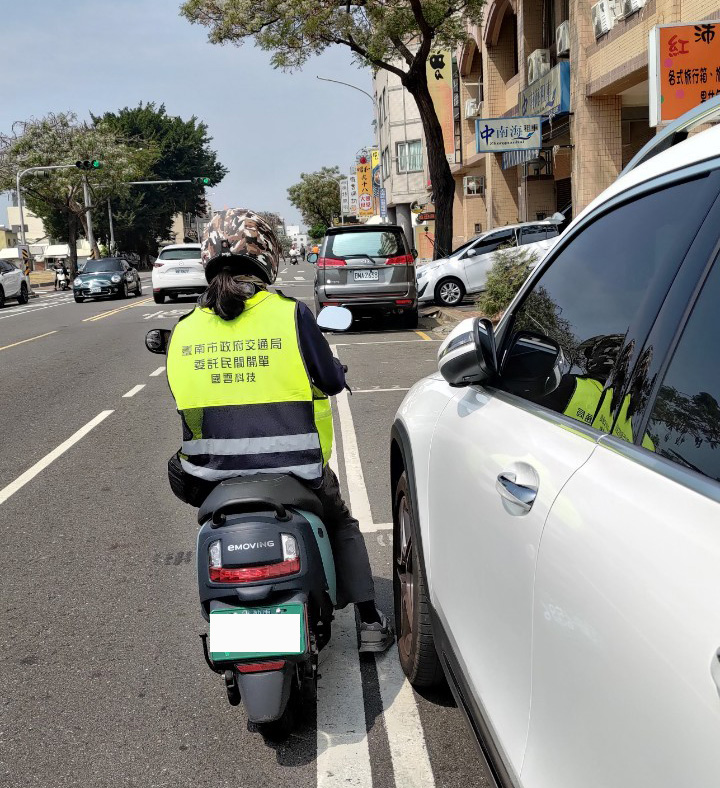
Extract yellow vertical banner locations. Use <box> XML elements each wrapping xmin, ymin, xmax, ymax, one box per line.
<box><xmin>427</xmin><ymin>50</ymin><xmax>454</xmax><ymax>163</ymax></box>
<box><xmin>356</xmin><ymin>159</ymin><xmax>374</xmax><ymax>217</ymax></box>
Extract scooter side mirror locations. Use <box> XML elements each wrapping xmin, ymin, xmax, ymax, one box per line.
<box><xmin>307</xmin><ymin>252</ymin><xmax>318</xmax><ymax>264</ymax></box>
<box><xmin>316</xmin><ymin>306</ymin><xmax>352</xmax><ymax>332</ymax></box>
<box><xmin>145</xmin><ymin>328</ymin><xmax>171</xmax><ymax>355</ymax></box>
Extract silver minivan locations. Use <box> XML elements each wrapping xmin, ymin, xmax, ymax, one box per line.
<box><xmin>311</xmin><ymin>225</ymin><xmax>418</xmax><ymax>328</ymax></box>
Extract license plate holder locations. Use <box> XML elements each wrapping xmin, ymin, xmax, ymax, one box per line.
<box><xmin>90</xmin><ymin>287</ymin><xmax>101</xmax><ymax>294</ymax></box>
<box><xmin>354</xmin><ymin>270</ymin><xmax>379</xmax><ymax>281</ymax></box>
<box><xmin>209</xmin><ymin>603</ymin><xmax>306</xmax><ymax>661</ymax></box>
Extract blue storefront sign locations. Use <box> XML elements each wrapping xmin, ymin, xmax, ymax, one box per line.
<box><xmin>475</xmin><ymin>116</ymin><xmax>542</xmax><ymax>154</ymax></box>
<box><xmin>519</xmin><ymin>61</ymin><xmax>570</xmax><ymax>120</ymax></box>
<box><xmin>379</xmin><ymin>188</ymin><xmax>387</xmax><ymax>218</ymax></box>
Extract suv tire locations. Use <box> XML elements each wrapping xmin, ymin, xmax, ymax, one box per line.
<box><xmin>435</xmin><ymin>278</ymin><xmax>465</xmax><ymax>307</ymax></box>
<box><xmin>393</xmin><ymin>472</ymin><xmax>444</xmax><ymax>688</ymax></box>
<box><xmin>153</xmin><ymin>292</ymin><xmax>165</xmax><ymax>305</ymax></box>
<box><xmin>17</xmin><ymin>282</ymin><xmax>29</xmax><ymax>305</ymax></box>
<box><xmin>402</xmin><ymin>309</ymin><xmax>419</xmax><ymax>330</ymax></box>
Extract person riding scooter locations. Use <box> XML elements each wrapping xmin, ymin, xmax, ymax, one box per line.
<box><xmin>164</xmin><ymin>208</ymin><xmax>393</xmax><ymax>653</ymax></box>
<box><xmin>53</xmin><ymin>260</ymin><xmax>69</xmax><ymax>291</ymax></box>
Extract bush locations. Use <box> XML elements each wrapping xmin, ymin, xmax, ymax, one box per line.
<box><xmin>476</xmin><ymin>245</ymin><xmax>539</xmax><ymax>318</ymax></box>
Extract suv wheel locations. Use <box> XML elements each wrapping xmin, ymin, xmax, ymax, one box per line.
<box><xmin>393</xmin><ymin>472</ymin><xmax>444</xmax><ymax>688</ymax></box>
<box><xmin>401</xmin><ymin>309</ymin><xmax>419</xmax><ymax>330</ymax></box>
<box><xmin>153</xmin><ymin>292</ymin><xmax>165</xmax><ymax>305</ymax></box>
<box><xmin>17</xmin><ymin>282</ymin><xmax>29</xmax><ymax>305</ymax></box>
<box><xmin>435</xmin><ymin>278</ymin><xmax>465</xmax><ymax>307</ymax></box>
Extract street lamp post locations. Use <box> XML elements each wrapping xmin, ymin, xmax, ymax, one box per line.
<box><xmin>15</xmin><ymin>163</ymin><xmax>79</xmax><ymax>247</ymax></box>
<box><xmin>316</xmin><ymin>75</ymin><xmax>387</xmax><ymax>223</ymax></box>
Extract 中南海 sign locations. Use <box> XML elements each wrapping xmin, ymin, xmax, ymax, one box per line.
<box><xmin>476</xmin><ymin>117</ymin><xmax>542</xmax><ymax>154</ymax></box>
<box><xmin>649</xmin><ymin>21</ymin><xmax>720</xmax><ymax>126</ymax></box>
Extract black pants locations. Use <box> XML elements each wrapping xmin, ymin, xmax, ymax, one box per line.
<box><xmin>168</xmin><ymin>455</ymin><xmax>375</xmax><ymax>608</ymax></box>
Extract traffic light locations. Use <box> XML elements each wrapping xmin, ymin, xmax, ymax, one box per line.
<box><xmin>192</xmin><ymin>176</ymin><xmax>211</xmax><ymax>185</ymax></box>
<box><xmin>75</xmin><ymin>160</ymin><xmax>102</xmax><ymax>170</ymax></box>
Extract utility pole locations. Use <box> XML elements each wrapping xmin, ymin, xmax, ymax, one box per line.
<box><xmin>107</xmin><ymin>198</ymin><xmax>116</xmax><ymax>252</ymax></box>
<box><xmin>82</xmin><ymin>178</ymin><xmax>95</xmax><ymax>254</ymax></box>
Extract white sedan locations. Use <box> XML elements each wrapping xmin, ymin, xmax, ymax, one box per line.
<box><xmin>391</xmin><ymin>119</ymin><xmax>720</xmax><ymax>787</ymax></box>
<box><xmin>151</xmin><ymin>243</ymin><xmax>206</xmax><ymax>304</ymax></box>
<box><xmin>416</xmin><ymin>221</ymin><xmax>561</xmax><ymax>307</ymax></box>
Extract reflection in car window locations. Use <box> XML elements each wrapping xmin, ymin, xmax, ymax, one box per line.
<box><xmin>647</xmin><ymin>261</ymin><xmax>720</xmax><ymax>481</ymax></box>
<box><xmin>508</xmin><ymin>177</ymin><xmax>717</xmax><ymax>433</ymax></box>
<box><xmin>328</xmin><ymin>231</ymin><xmax>402</xmax><ymax>258</ymax></box>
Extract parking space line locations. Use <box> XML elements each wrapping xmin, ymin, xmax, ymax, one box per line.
<box><xmin>335</xmin><ymin>339</ymin><xmax>441</xmax><ymax>347</ymax></box>
<box><xmin>149</xmin><ymin>366</ymin><xmax>166</xmax><ymax>377</ymax></box>
<box><xmin>352</xmin><ymin>388</ymin><xmax>410</xmax><ymax>394</ymax></box>
<box><xmin>0</xmin><ymin>330</ymin><xmax>57</xmax><ymax>352</ymax></box>
<box><xmin>122</xmin><ymin>384</ymin><xmax>146</xmax><ymax>398</ymax></box>
<box><xmin>335</xmin><ymin>389</ymin><xmax>374</xmax><ymax>531</ymax></box>
<box><xmin>0</xmin><ymin>410</ymin><xmax>114</xmax><ymax>507</ymax></box>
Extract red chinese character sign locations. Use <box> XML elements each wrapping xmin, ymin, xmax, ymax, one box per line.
<box><xmin>650</xmin><ymin>21</ymin><xmax>720</xmax><ymax>126</ymax></box>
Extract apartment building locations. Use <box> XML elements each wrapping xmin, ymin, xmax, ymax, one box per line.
<box><xmin>451</xmin><ymin>0</ymin><xmax>720</xmax><ymax>246</ymax></box>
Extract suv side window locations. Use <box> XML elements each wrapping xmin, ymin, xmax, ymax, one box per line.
<box><xmin>470</xmin><ymin>229</ymin><xmax>516</xmax><ymax>256</ymax></box>
<box><xmin>646</xmin><ymin>260</ymin><xmax>720</xmax><ymax>482</ymax></box>
<box><xmin>518</xmin><ymin>226</ymin><xmax>554</xmax><ymax>244</ymax></box>
<box><xmin>505</xmin><ymin>176</ymin><xmax>718</xmax><ymax>430</ymax></box>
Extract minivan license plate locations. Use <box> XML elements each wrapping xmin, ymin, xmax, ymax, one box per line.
<box><xmin>354</xmin><ymin>270</ymin><xmax>379</xmax><ymax>281</ymax></box>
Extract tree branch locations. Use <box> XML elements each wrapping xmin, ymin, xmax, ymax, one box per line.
<box><xmin>408</xmin><ymin>0</ymin><xmax>433</xmax><ymax>38</ymax></box>
<box><xmin>330</xmin><ymin>33</ymin><xmax>407</xmax><ymax>78</ymax></box>
<box><xmin>390</xmin><ymin>35</ymin><xmax>414</xmax><ymax>66</ymax></box>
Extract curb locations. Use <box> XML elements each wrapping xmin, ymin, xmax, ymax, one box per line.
<box><xmin>420</xmin><ymin>306</ymin><xmax>484</xmax><ymax>327</ymax></box>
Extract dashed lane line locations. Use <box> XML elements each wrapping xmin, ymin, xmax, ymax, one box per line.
<box><xmin>0</xmin><ymin>410</ymin><xmax>114</xmax><ymax>507</ymax></box>
<box><xmin>82</xmin><ymin>297</ymin><xmax>153</xmax><ymax>322</ymax></box>
<box><xmin>122</xmin><ymin>384</ymin><xmax>146</xmax><ymax>398</ymax></box>
<box><xmin>149</xmin><ymin>366</ymin><xmax>166</xmax><ymax>377</ymax></box>
<box><xmin>0</xmin><ymin>331</ymin><xmax>57</xmax><ymax>352</ymax></box>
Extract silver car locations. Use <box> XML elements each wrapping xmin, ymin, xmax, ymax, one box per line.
<box><xmin>311</xmin><ymin>225</ymin><xmax>418</xmax><ymax>328</ymax></box>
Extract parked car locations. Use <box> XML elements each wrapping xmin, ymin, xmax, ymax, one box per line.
<box><xmin>416</xmin><ymin>220</ymin><xmax>561</xmax><ymax>307</ymax></box>
<box><xmin>311</xmin><ymin>224</ymin><xmax>418</xmax><ymax>328</ymax></box>
<box><xmin>151</xmin><ymin>243</ymin><xmax>205</xmax><ymax>304</ymax></box>
<box><xmin>390</xmin><ymin>119</ymin><xmax>720</xmax><ymax>787</ymax></box>
<box><xmin>73</xmin><ymin>258</ymin><xmax>142</xmax><ymax>302</ymax></box>
<box><xmin>0</xmin><ymin>260</ymin><xmax>30</xmax><ymax>307</ymax></box>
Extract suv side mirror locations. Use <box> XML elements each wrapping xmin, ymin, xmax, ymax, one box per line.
<box><xmin>411</xmin><ymin>248</ymin><xmax>418</xmax><ymax>258</ymax></box>
<box><xmin>464</xmin><ymin>248</ymin><xmax>477</xmax><ymax>258</ymax></box>
<box><xmin>307</xmin><ymin>252</ymin><xmax>318</xmax><ymax>264</ymax></box>
<box><xmin>145</xmin><ymin>328</ymin><xmax>171</xmax><ymax>355</ymax></box>
<box><xmin>438</xmin><ymin>317</ymin><xmax>497</xmax><ymax>387</ymax></box>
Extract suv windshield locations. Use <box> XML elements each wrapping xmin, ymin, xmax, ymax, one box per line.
<box><xmin>328</xmin><ymin>231</ymin><xmax>402</xmax><ymax>259</ymax></box>
<box><xmin>158</xmin><ymin>248</ymin><xmax>201</xmax><ymax>261</ymax></box>
<box><xmin>83</xmin><ymin>259</ymin><xmax>123</xmax><ymax>273</ymax></box>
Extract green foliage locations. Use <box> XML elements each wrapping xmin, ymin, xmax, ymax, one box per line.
<box><xmin>91</xmin><ymin>103</ymin><xmax>227</xmax><ymax>258</ymax></box>
<box><xmin>309</xmin><ymin>223</ymin><xmax>327</xmax><ymax>240</ymax></box>
<box><xmin>287</xmin><ymin>167</ymin><xmax>341</xmax><ymax>230</ymax></box>
<box><xmin>476</xmin><ymin>245</ymin><xmax>538</xmax><ymax>318</ymax></box>
<box><xmin>257</xmin><ymin>210</ymin><xmax>291</xmax><ymax>255</ymax></box>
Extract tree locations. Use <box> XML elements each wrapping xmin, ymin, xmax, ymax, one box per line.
<box><xmin>180</xmin><ymin>0</ymin><xmax>484</xmax><ymax>260</ymax></box>
<box><xmin>0</xmin><ymin>112</ymin><xmax>153</xmax><ymax>273</ymax></box>
<box><xmin>287</xmin><ymin>167</ymin><xmax>342</xmax><ymax>236</ymax></box>
<box><xmin>91</xmin><ymin>103</ymin><xmax>227</xmax><ymax>262</ymax></box>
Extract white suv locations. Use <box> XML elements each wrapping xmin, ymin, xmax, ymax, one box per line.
<box><xmin>0</xmin><ymin>259</ymin><xmax>30</xmax><ymax>307</ymax></box>
<box><xmin>391</xmin><ymin>119</ymin><xmax>720</xmax><ymax>787</ymax></box>
<box><xmin>416</xmin><ymin>221</ymin><xmax>561</xmax><ymax>307</ymax></box>
<box><xmin>152</xmin><ymin>243</ymin><xmax>206</xmax><ymax>304</ymax></box>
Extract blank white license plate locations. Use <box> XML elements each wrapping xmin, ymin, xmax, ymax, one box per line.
<box><xmin>174</xmin><ymin>268</ymin><xmax>190</xmax><ymax>274</ymax></box>
<box><xmin>354</xmin><ymin>270</ymin><xmax>379</xmax><ymax>281</ymax></box>
<box><xmin>209</xmin><ymin>610</ymin><xmax>303</xmax><ymax>658</ymax></box>
<box><xmin>90</xmin><ymin>287</ymin><xmax>101</xmax><ymax>293</ymax></box>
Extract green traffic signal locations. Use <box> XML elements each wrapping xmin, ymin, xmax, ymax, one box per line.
<box><xmin>75</xmin><ymin>159</ymin><xmax>103</xmax><ymax>170</ymax></box>
<box><xmin>193</xmin><ymin>176</ymin><xmax>210</xmax><ymax>185</ymax></box>
<box><xmin>92</xmin><ymin>160</ymin><xmax>102</xmax><ymax>169</ymax></box>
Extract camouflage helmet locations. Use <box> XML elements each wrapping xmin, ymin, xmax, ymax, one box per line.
<box><xmin>201</xmin><ymin>209</ymin><xmax>280</xmax><ymax>284</ymax></box>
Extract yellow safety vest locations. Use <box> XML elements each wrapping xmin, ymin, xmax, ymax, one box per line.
<box><xmin>166</xmin><ymin>291</ymin><xmax>333</xmax><ymax>483</ymax></box>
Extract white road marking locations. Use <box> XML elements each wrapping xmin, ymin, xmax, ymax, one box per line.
<box><xmin>375</xmin><ymin>652</ymin><xmax>436</xmax><ymax>788</ymax></box>
<box><xmin>335</xmin><ymin>339</ymin><xmax>441</xmax><ymax>346</ymax></box>
<box><xmin>149</xmin><ymin>366</ymin><xmax>166</xmax><ymax>377</ymax></box>
<box><xmin>294</xmin><ymin>276</ymin><xmax>305</xmax><ymax>281</ymax></box>
<box><xmin>352</xmin><ymin>388</ymin><xmax>411</xmax><ymax>394</ymax></box>
<box><xmin>0</xmin><ymin>410</ymin><xmax>114</xmax><ymax>507</ymax></box>
<box><xmin>122</xmin><ymin>384</ymin><xmax>146</xmax><ymax>398</ymax></box>
<box><xmin>316</xmin><ymin>606</ymin><xmax>373</xmax><ymax>788</ymax></box>
<box><xmin>0</xmin><ymin>299</ymin><xmax>75</xmax><ymax>321</ymax></box>
<box><xmin>335</xmin><ymin>390</ymin><xmax>374</xmax><ymax>531</ymax></box>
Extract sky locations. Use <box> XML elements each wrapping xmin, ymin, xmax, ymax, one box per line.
<box><xmin>1</xmin><ymin>0</ymin><xmax>376</xmax><ymax>228</ymax></box>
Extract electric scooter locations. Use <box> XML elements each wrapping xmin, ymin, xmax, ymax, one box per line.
<box><xmin>145</xmin><ymin>305</ymin><xmax>353</xmax><ymax>738</ymax></box>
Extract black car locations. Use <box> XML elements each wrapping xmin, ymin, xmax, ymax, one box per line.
<box><xmin>73</xmin><ymin>258</ymin><xmax>142</xmax><ymax>303</ymax></box>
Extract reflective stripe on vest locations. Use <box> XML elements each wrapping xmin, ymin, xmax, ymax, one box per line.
<box><xmin>166</xmin><ymin>291</ymin><xmax>332</xmax><ymax>483</ymax></box>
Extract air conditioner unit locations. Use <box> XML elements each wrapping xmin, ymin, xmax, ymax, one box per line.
<box><xmin>465</xmin><ymin>98</ymin><xmax>479</xmax><ymax>118</ymax></box>
<box><xmin>527</xmin><ymin>49</ymin><xmax>551</xmax><ymax>85</ymax></box>
<box><xmin>592</xmin><ymin>0</ymin><xmax>616</xmax><ymax>38</ymax></box>
<box><xmin>556</xmin><ymin>20</ymin><xmax>570</xmax><ymax>56</ymax></box>
<box><xmin>620</xmin><ymin>0</ymin><xmax>645</xmax><ymax>17</ymax></box>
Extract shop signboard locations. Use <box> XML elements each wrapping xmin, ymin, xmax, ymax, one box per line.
<box><xmin>476</xmin><ymin>116</ymin><xmax>542</xmax><ymax>154</ymax></box>
<box><xmin>649</xmin><ymin>21</ymin><xmax>720</xmax><ymax>126</ymax></box>
<box><xmin>340</xmin><ymin>179</ymin><xmax>350</xmax><ymax>215</ymax></box>
<box><xmin>356</xmin><ymin>159</ymin><xmax>374</xmax><ymax>217</ymax></box>
<box><xmin>348</xmin><ymin>174</ymin><xmax>359</xmax><ymax>215</ymax></box>
<box><xmin>519</xmin><ymin>61</ymin><xmax>570</xmax><ymax>120</ymax></box>
<box><xmin>427</xmin><ymin>49</ymin><xmax>456</xmax><ymax>164</ymax></box>
<box><xmin>379</xmin><ymin>188</ymin><xmax>387</xmax><ymax>218</ymax></box>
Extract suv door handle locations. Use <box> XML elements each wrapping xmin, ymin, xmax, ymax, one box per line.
<box><xmin>496</xmin><ymin>472</ymin><xmax>537</xmax><ymax>513</ymax></box>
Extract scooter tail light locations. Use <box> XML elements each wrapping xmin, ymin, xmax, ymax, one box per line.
<box><xmin>209</xmin><ymin>557</ymin><xmax>301</xmax><ymax>584</ymax></box>
<box><xmin>317</xmin><ymin>257</ymin><xmax>346</xmax><ymax>267</ymax></box>
<box><xmin>236</xmin><ymin>660</ymin><xmax>286</xmax><ymax>673</ymax></box>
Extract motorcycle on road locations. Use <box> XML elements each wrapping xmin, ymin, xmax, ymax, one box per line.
<box><xmin>56</xmin><ymin>270</ymin><xmax>69</xmax><ymax>290</ymax></box>
<box><xmin>145</xmin><ymin>305</ymin><xmax>353</xmax><ymax>738</ymax></box>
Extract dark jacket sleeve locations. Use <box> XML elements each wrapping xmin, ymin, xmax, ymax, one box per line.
<box><xmin>296</xmin><ymin>301</ymin><xmax>347</xmax><ymax>395</ymax></box>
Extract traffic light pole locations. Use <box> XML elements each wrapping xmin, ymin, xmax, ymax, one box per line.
<box><xmin>82</xmin><ymin>178</ymin><xmax>95</xmax><ymax>253</ymax></box>
<box><xmin>15</xmin><ymin>163</ymin><xmax>79</xmax><ymax>247</ymax></box>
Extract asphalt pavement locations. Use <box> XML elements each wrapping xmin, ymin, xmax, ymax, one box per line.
<box><xmin>0</xmin><ymin>261</ymin><xmax>490</xmax><ymax>787</ymax></box>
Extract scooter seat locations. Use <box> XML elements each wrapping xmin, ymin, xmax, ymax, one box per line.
<box><xmin>197</xmin><ymin>473</ymin><xmax>324</xmax><ymax>524</ymax></box>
